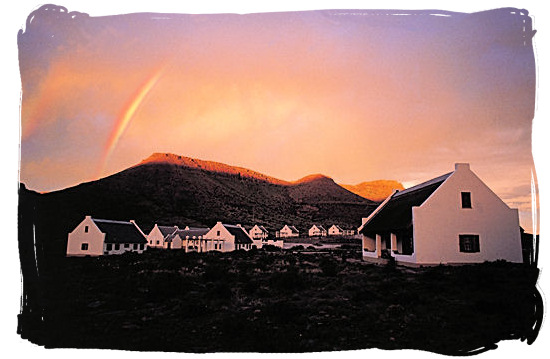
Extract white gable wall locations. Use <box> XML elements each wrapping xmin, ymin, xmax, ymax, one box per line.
<box><xmin>147</xmin><ymin>225</ymin><xmax>166</xmax><ymax>248</ymax></box>
<box><xmin>328</xmin><ymin>225</ymin><xmax>343</xmax><ymax>236</ymax></box>
<box><xmin>412</xmin><ymin>164</ymin><xmax>523</xmax><ymax>264</ymax></box>
<box><xmin>203</xmin><ymin>222</ymin><xmax>235</xmax><ymax>252</ymax></box>
<box><xmin>66</xmin><ymin>216</ymin><xmax>105</xmax><ymax>256</ymax></box>
<box><xmin>249</xmin><ymin>225</ymin><xmax>268</xmax><ymax>239</ymax></box>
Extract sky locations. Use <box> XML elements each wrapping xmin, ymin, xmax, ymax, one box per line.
<box><xmin>18</xmin><ymin>5</ymin><xmax>537</xmax><ymax>233</ymax></box>
<box><xmin>5</xmin><ymin>1</ymin><xmax>550</xmax><ymax>359</ymax></box>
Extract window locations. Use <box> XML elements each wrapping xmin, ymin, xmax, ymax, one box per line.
<box><xmin>81</xmin><ymin>243</ymin><xmax>89</xmax><ymax>250</ymax></box>
<box><xmin>133</xmin><ymin>244</ymin><xmax>138</xmax><ymax>250</ymax></box>
<box><xmin>459</xmin><ymin>235</ymin><xmax>480</xmax><ymax>253</ymax></box>
<box><xmin>140</xmin><ymin>244</ymin><xmax>144</xmax><ymax>250</ymax></box>
<box><xmin>461</xmin><ymin>192</ymin><xmax>472</xmax><ymax>208</ymax></box>
<box><xmin>84</xmin><ymin>226</ymin><xmax>89</xmax><ymax>233</ymax></box>
<box><xmin>216</xmin><ymin>230</ymin><xmax>221</xmax><ymax>236</ymax></box>
<box><xmin>114</xmin><ymin>244</ymin><xmax>120</xmax><ymax>250</ymax></box>
<box><xmin>124</xmin><ymin>243</ymin><xmax>130</xmax><ymax>249</ymax></box>
<box><xmin>156</xmin><ymin>240</ymin><xmax>160</xmax><ymax>245</ymax></box>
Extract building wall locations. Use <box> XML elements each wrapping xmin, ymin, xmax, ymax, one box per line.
<box><xmin>147</xmin><ymin>225</ymin><xmax>166</xmax><ymax>248</ymax></box>
<box><xmin>412</xmin><ymin>164</ymin><xmax>523</xmax><ymax>264</ymax></box>
<box><xmin>203</xmin><ymin>222</ymin><xmax>236</xmax><ymax>252</ymax></box>
<box><xmin>280</xmin><ymin>226</ymin><xmax>299</xmax><ymax>238</ymax></box>
<box><xmin>249</xmin><ymin>226</ymin><xmax>268</xmax><ymax>239</ymax></box>
<box><xmin>104</xmin><ymin>242</ymin><xmax>146</xmax><ymax>255</ymax></box>
<box><xmin>66</xmin><ymin>216</ymin><xmax>105</xmax><ymax>256</ymax></box>
<box><xmin>328</xmin><ymin>225</ymin><xmax>343</xmax><ymax>236</ymax></box>
<box><xmin>164</xmin><ymin>235</ymin><xmax>183</xmax><ymax>249</ymax></box>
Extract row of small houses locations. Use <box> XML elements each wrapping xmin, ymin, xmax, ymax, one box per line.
<box><xmin>66</xmin><ymin>163</ymin><xmax>531</xmax><ymax>266</ymax></box>
<box><xmin>66</xmin><ymin>218</ymin><xmax>357</xmax><ymax>257</ymax></box>
<box><xmin>67</xmin><ymin>220</ymin><xmax>283</xmax><ymax>256</ymax></box>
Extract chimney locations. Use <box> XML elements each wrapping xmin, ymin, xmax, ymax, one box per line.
<box><xmin>455</xmin><ymin>163</ymin><xmax>470</xmax><ymax>171</ymax></box>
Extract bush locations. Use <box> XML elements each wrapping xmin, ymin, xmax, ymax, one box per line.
<box><xmin>319</xmin><ymin>257</ymin><xmax>339</xmax><ymax>277</ymax></box>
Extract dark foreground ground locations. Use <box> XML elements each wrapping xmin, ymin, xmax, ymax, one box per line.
<box><xmin>18</xmin><ymin>246</ymin><xmax>541</xmax><ymax>355</ymax></box>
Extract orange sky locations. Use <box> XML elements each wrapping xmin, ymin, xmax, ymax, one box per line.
<box><xmin>18</xmin><ymin>5</ymin><xmax>537</xmax><ymax>232</ymax></box>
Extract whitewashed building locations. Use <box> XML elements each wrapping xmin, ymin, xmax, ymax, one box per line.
<box><xmin>201</xmin><ymin>222</ymin><xmax>254</xmax><ymax>252</ymax></box>
<box><xmin>328</xmin><ymin>225</ymin><xmax>344</xmax><ymax>236</ymax></box>
<box><xmin>249</xmin><ymin>225</ymin><xmax>269</xmax><ymax>240</ymax></box>
<box><xmin>277</xmin><ymin>225</ymin><xmax>300</xmax><ymax>238</ymax></box>
<box><xmin>178</xmin><ymin>227</ymin><xmax>210</xmax><ymax>252</ymax></box>
<box><xmin>66</xmin><ymin>216</ymin><xmax>147</xmax><ymax>256</ymax></box>
<box><xmin>308</xmin><ymin>225</ymin><xmax>327</xmax><ymax>237</ymax></box>
<box><xmin>328</xmin><ymin>225</ymin><xmax>355</xmax><ymax>236</ymax></box>
<box><xmin>358</xmin><ymin>163</ymin><xmax>523</xmax><ymax>266</ymax></box>
<box><xmin>147</xmin><ymin>224</ymin><xmax>178</xmax><ymax>248</ymax></box>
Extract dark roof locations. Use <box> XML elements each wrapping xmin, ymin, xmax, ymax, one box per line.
<box><xmin>224</xmin><ymin>225</ymin><xmax>253</xmax><ymax>244</ymax></box>
<box><xmin>158</xmin><ymin>225</ymin><xmax>178</xmax><ymax>237</ymax></box>
<box><xmin>288</xmin><ymin>225</ymin><xmax>299</xmax><ymax>233</ymax></box>
<box><xmin>186</xmin><ymin>226</ymin><xmax>208</xmax><ymax>231</ymax></box>
<box><xmin>93</xmin><ymin>219</ymin><xmax>147</xmax><ymax>244</ymax></box>
<box><xmin>167</xmin><ymin>228</ymin><xmax>210</xmax><ymax>242</ymax></box>
<box><xmin>360</xmin><ymin>172</ymin><xmax>451</xmax><ymax>235</ymax></box>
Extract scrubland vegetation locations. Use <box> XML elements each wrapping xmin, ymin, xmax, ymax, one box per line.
<box><xmin>26</xmin><ymin>247</ymin><xmax>540</xmax><ymax>354</ymax></box>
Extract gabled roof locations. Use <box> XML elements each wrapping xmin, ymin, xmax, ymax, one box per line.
<box><xmin>93</xmin><ymin>218</ymin><xmax>147</xmax><ymax>244</ymax></box>
<box><xmin>360</xmin><ymin>172</ymin><xmax>452</xmax><ymax>235</ymax></box>
<box><xmin>166</xmin><ymin>228</ymin><xmax>210</xmax><ymax>242</ymax></box>
<box><xmin>310</xmin><ymin>225</ymin><xmax>326</xmax><ymax>231</ymax></box>
<box><xmin>158</xmin><ymin>225</ymin><xmax>178</xmax><ymax>237</ymax></box>
<box><xmin>288</xmin><ymin>225</ymin><xmax>299</xmax><ymax>233</ymax></box>
<box><xmin>331</xmin><ymin>225</ymin><xmax>344</xmax><ymax>231</ymax></box>
<box><xmin>224</xmin><ymin>224</ymin><xmax>253</xmax><ymax>244</ymax></box>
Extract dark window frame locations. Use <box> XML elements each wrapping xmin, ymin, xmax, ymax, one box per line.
<box><xmin>459</xmin><ymin>234</ymin><xmax>480</xmax><ymax>253</ymax></box>
<box><xmin>461</xmin><ymin>192</ymin><xmax>472</xmax><ymax>209</ymax></box>
<box><xmin>81</xmin><ymin>243</ymin><xmax>89</xmax><ymax>250</ymax></box>
<box><xmin>84</xmin><ymin>226</ymin><xmax>89</xmax><ymax>233</ymax></box>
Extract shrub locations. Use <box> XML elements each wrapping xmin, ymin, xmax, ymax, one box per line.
<box><xmin>319</xmin><ymin>257</ymin><xmax>339</xmax><ymax>277</ymax></box>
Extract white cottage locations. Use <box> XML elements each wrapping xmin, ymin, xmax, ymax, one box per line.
<box><xmin>328</xmin><ymin>225</ymin><xmax>344</xmax><ymax>236</ymax></box>
<box><xmin>202</xmin><ymin>222</ymin><xmax>254</xmax><ymax>252</ymax></box>
<box><xmin>178</xmin><ymin>227</ymin><xmax>210</xmax><ymax>252</ymax></box>
<box><xmin>147</xmin><ymin>224</ymin><xmax>178</xmax><ymax>248</ymax></box>
<box><xmin>66</xmin><ymin>216</ymin><xmax>147</xmax><ymax>256</ymax></box>
<box><xmin>277</xmin><ymin>225</ymin><xmax>300</xmax><ymax>238</ymax></box>
<box><xmin>249</xmin><ymin>225</ymin><xmax>269</xmax><ymax>240</ymax></box>
<box><xmin>358</xmin><ymin>163</ymin><xmax>523</xmax><ymax>266</ymax></box>
<box><xmin>308</xmin><ymin>225</ymin><xmax>327</xmax><ymax>237</ymax></box>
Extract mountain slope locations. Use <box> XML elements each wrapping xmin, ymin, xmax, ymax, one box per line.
<box><xmin>340</xmin><ymin>180</ymin><xmax>405</xmax><ymax>202</ymax></box>
<box><xmin>26</xmin><ymin>153</ymin><xmax>381</xmax><ymax>257</ymax></box>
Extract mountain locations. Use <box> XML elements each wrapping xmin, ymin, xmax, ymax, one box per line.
<box><xmin>20</xmin><ymin>153</ymin><xmax>381</xmax><ymax>258</ymax></box>
<box><xmin>340</xmin><ymin>180</ymin><xmax>405</xmax><ymax>202</ymax></box>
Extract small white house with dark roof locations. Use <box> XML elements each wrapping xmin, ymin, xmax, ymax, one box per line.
<box><xmin>177</xmin><ymin>227</ymin><xmax>210</xmax><ymax>252</ymax></box>
<box><xmin>147</xmin><ymin>224</ymin><xmax>178</xmax><ymax>248</ymax></box>
<box><xmin>358</xmin><ymin>163</ymin><xmax>523</xmax><ymax>266</ymax></box>
<box><xmin>202</xmin><ymin>222</ymin><xmax>254</xmax><ymax>252</ymax></box>
<box><xmin>328</xmin><ymin>225</ymin><xmax>356</xmax><ymax>236</ymax></box>
<box><xmin>328</xmin><ymin>225</ymin><xmax>344</xmax><ymax>236</ymax></box>
<box><xmin>308</xmin><ymin>225</ymin><xmax>327</xmax><ymax>237</ymax></box>
<box><xmin>66</xmin><ymin>216</ymin><xmax>147</xmax><ymax>256</ymax></box>
<box><xmin>249</xmin><ymin>225</ymin><xmax>269</xmax><ymax>240</ymax></box>
<box><xmin>277</xmin><ymin>225</ymin><xmax>300</xmax><ymax>238</ymax></box>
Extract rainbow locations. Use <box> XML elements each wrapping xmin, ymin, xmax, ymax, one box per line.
<box><xmin>97</xmin><ymin>64</ymin><xmax>167</xmax><ymax>178</ymax></box>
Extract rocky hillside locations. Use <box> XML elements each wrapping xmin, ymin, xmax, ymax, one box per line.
<box><xmin>340</xmin><ymin>180</ymin><xmax>405</xmax><ymax>202</ymax></box>
<box><xmin>21</xmin><ymin>153</ymin><xmax>381</xmax><ymax>258</ymax></box>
